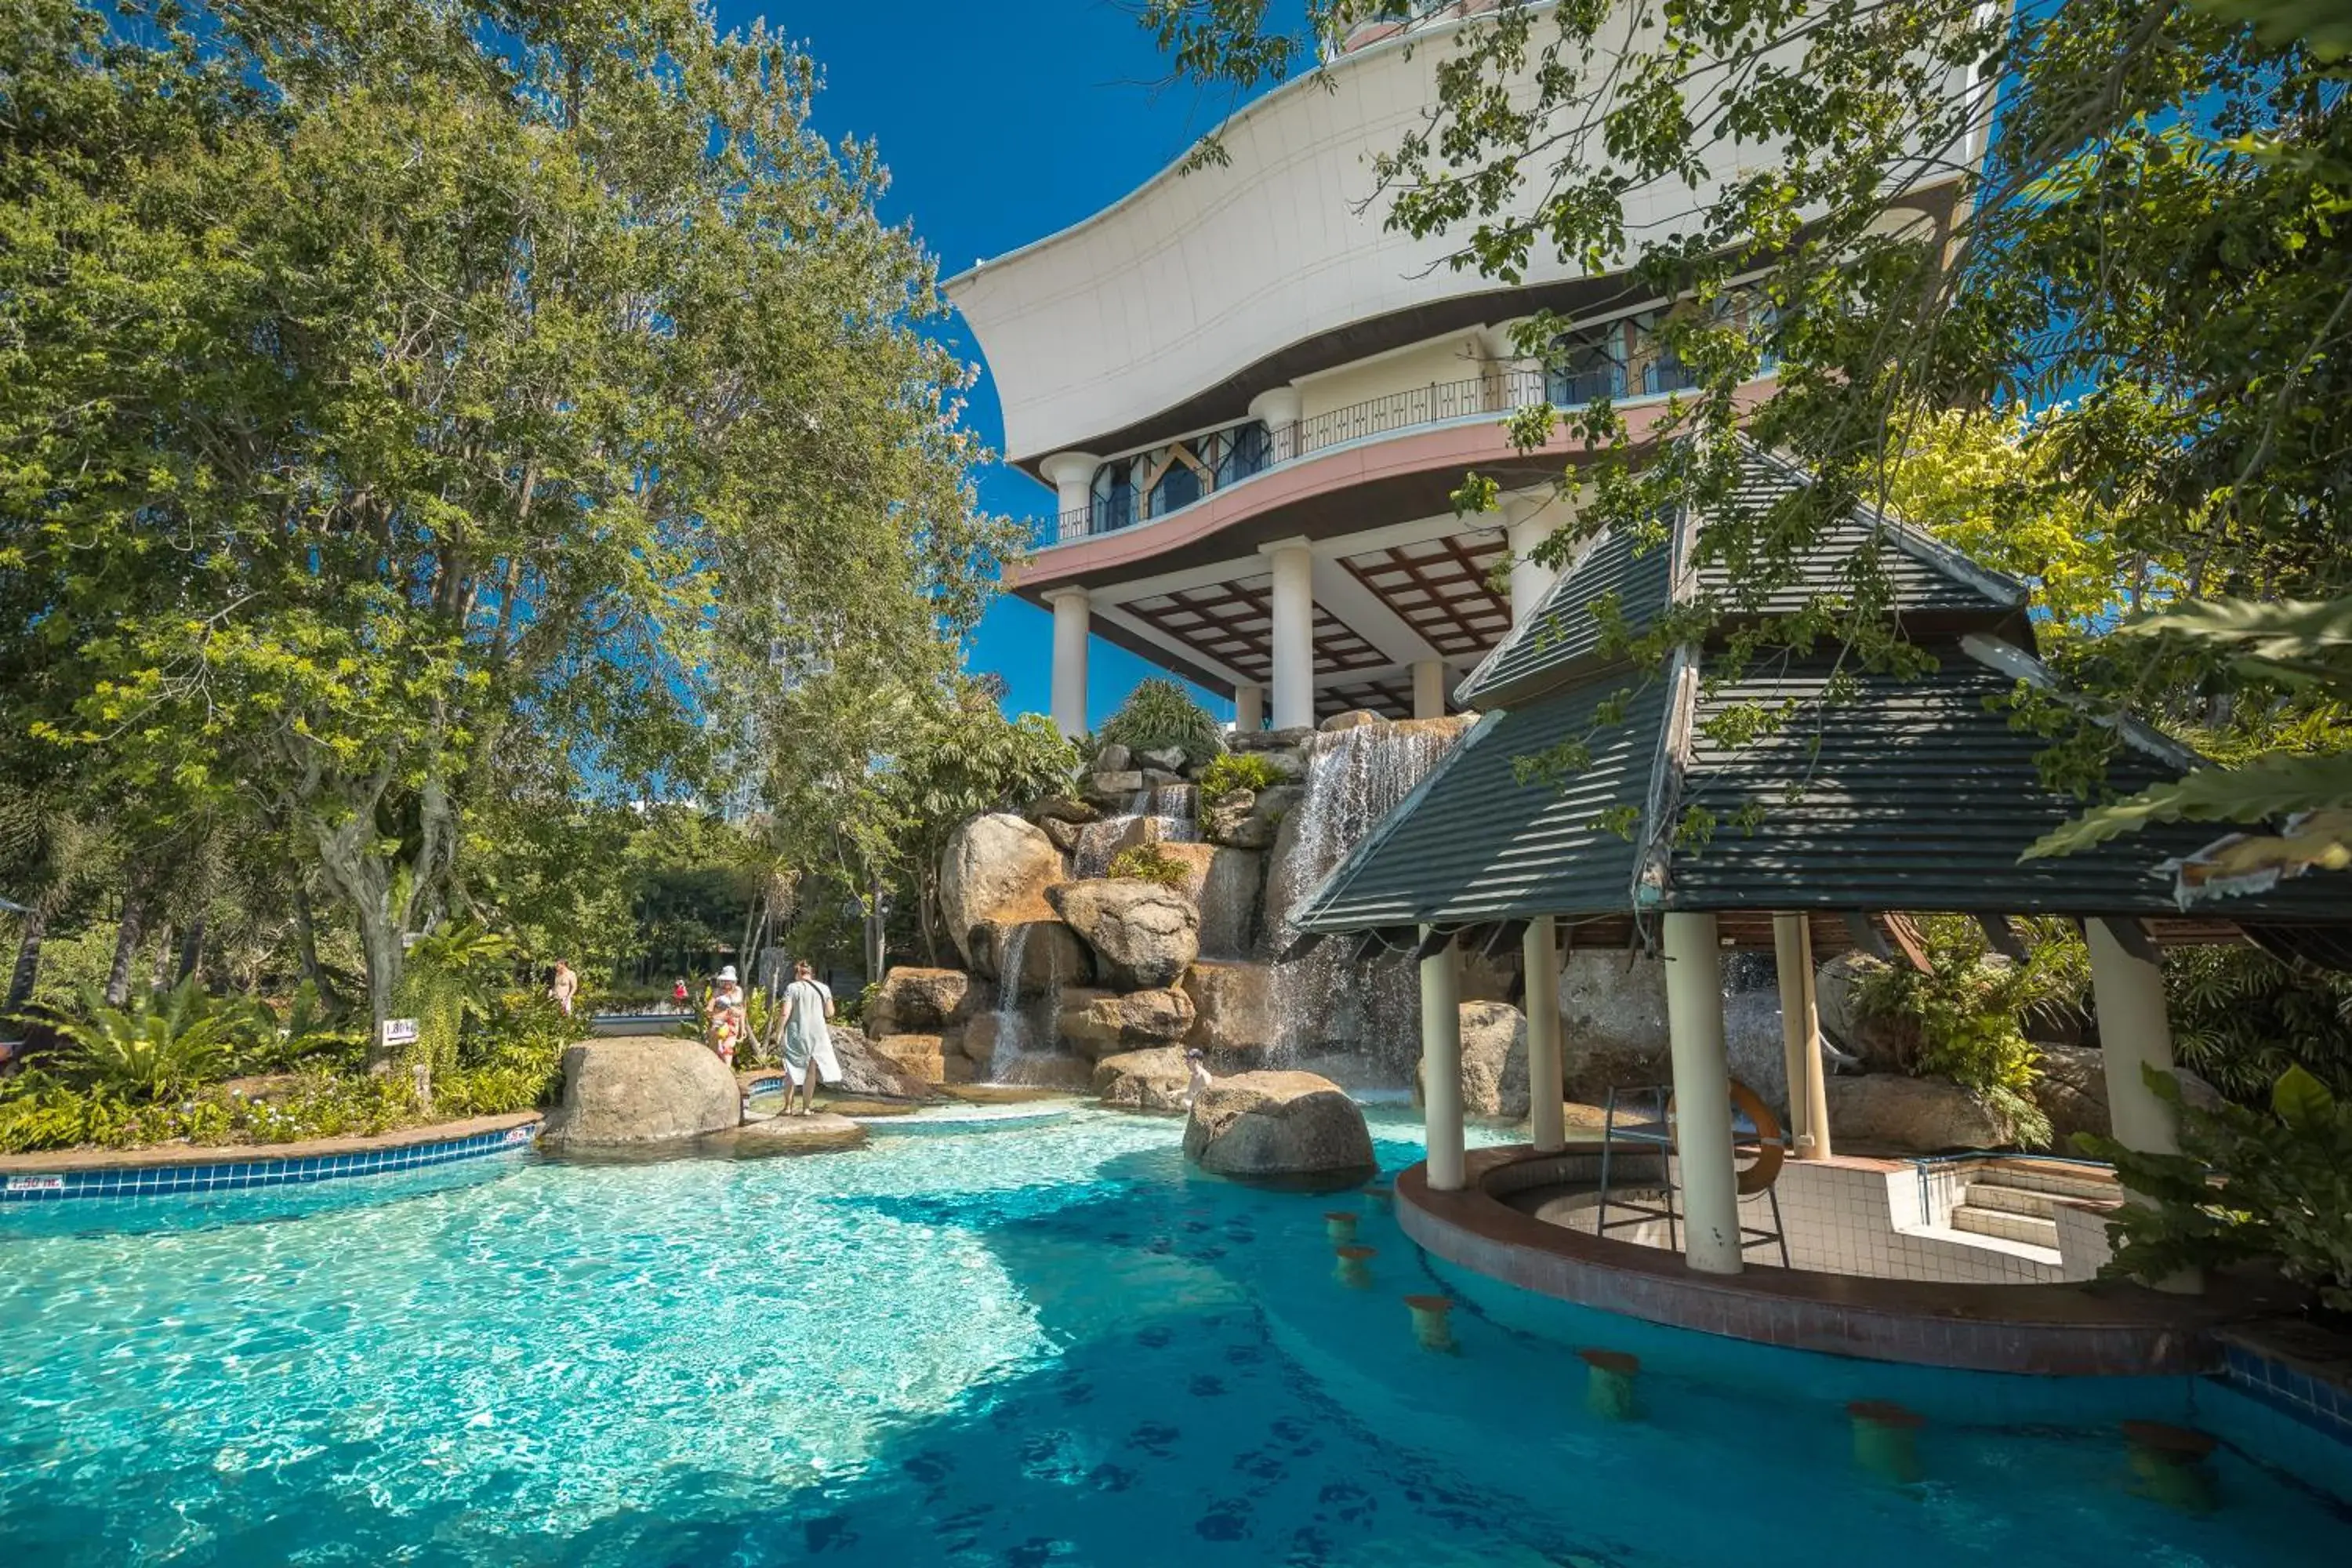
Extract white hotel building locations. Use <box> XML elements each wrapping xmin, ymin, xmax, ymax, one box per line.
<box><xmin>946</xmin><ymin>5</ymin><xmax>1977</xmax><ymax>735</ymax></box>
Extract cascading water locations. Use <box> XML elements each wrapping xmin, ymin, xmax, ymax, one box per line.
<box><xmin>1261</xmin><ymin>720</ymin><xmax>1466</xmax><ymax>1085</ymax></box>
<box><xmin>1073</xmin><ymin>785</ymin><xmax>1200</xmax><ymax>877</ymax></box>
<box><xmin>985</xmin><ymin>921</ymin><xmax>1077</xmax><ymax>1087</ymax></box>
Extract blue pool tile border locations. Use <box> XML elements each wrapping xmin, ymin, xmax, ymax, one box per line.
<box><xmin>0</xmin><ymin>1120</ymin><xmax>539</xmax><ymax>1203</ymax></box>
<box><xmin>2213</xmin><ymin>1338</ymin><xmax>2352</xmax><ymax>1449</ymax></box>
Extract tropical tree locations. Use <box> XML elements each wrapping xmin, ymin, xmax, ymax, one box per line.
<box><xmin>1</xmin><ymin>0</ymin><xmax>1014</xmax><ymax>1052</ymax></box>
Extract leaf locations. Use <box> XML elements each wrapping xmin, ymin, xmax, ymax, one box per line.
<box><xmin>2025</xmin><ymin>751</ymin><xmax>2352</xmax><ymax>858</ymax></box>
<box><xmin>2273</xmin><ymin>1063</ymin><xmax>2336</xmax><ymax>1128</ymax></box>
<box><xmin>2193</xmin><ymin>0</ymin><xmax>2352</xmax><ymax>59</ymax></box>
<box><xmin>2109</xmin><ymin>594</ymin><xmax>2352</xmax><ymax>662</ymax></box>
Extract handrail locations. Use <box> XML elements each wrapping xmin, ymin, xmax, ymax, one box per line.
<box><xmin>1025</xmin><ymin>357</ymin><xmax>1706</xmax><ymax>551</ymax></box>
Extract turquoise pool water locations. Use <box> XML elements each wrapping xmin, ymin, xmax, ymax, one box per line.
<box><xmin>2</xmin><ymin>1105</ymin><xmax>2346</xmax><ymax>1566</ymax></box>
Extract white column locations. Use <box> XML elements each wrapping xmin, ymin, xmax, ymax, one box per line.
<box><xmin>1662</xmin><ymin>911</ymin><xmax>1742</xmax><ymax>1275</ymax></box>
<box><xmin>2085</xmin><ymin>916</ymin><xmax>2198</xmax><ymax>1294</ymax></box>
<box><xmin>1773</xmin><ymin>913</ymin><xmax>1832</xmax><ymax>1160</ymax></box>
<box><xmin>1420</xmin><ymin>929</ymin><xmax>1465</xmax><ymax>1191</ymax></box>
<box><xmin>2086</xmin><ymin>918</ymin><xmax>2183</xmax><ymax>1158</ymax></box>
<box><xmin>1262</xmin><ymin>539</ymin><xmax>1316</xmax><ymax>731</ymax></box>
<box><xmin>1038</xmin><ymin>452</ymin><xmax>1102</xmax><ymax>542</ymax></box>
<box><xmin>1523</xmin><ymin>916</ymin><xmax>1565</xmax><ymax>1152</ymax></box>
<box><xmin>1234</xmin><ymin>684</ymin><xmax>1265</xmax><ymax>733</ymax></box>
<box><xmin>1045</xmin><ymin>587</ymin><xmax>1090</xmax><ymax>739</ymax></box>
<box><xmin>1504</xmin><ymin>492</ymin><xmax>1556</xmax><ymax>623</ymax></box>
<box><xmin>1410</xmin><ymin>659</ymin><xmax>1446</xmax><ymax>719</ymax></box>
<box><xmin>1248</xmin><ymin>386</ymin><xmax>1304</xmax><ymax>462</ymax></box>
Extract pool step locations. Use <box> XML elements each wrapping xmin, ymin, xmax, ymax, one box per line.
<box><xmin>1951</xmin><ymin>1198</ymin><xmax>2060</xmax><ymax>1249</ymax></box>
<box><xmin>1974</xmin><ymin>1160</ymin><xmax>2121</xmax><ymax>1202</ymax></box>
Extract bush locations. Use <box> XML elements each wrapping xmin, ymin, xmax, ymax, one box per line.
<box><xmin>1098</xmin><ymin>677</ymin><xmax>1223</xmax><ymax>768</ymax></box>
<box><xmin>2165</xmin><ymin>944</ymin><xmax>2352</xmax><ymax>1103</ymax></box>
<box><xmin>1106</xmin><ymin>843</ymin><xmax>1190</xmax><ymax>887</ymax></box>
<box><xmin>2082</xmin><ymin>1065</ymin><xmax>2352</xmax><ymax>1311</ymax></box>
<box><xmin>1851</xmin><ymin>916</ymin><xmax>2087</xmax><ymax>1149</ymax></box>
<box><xmin>43</xmin><ymin>978</ymin><xmax>274</xmax><ymax>1102</ymax></box>
<box><xmin>1196</xmin><ymin>751</ymin><xmax>1287</xmax><ymax>808</ymax></box>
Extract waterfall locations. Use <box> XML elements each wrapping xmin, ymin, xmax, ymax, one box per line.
<box><xmin>1072</xmin><ymin>784</ymin><xmax>1200</xmax><ymax>877</ymax></box>
<box><xmin>985</xmin><ymin>921</ymin><xmax>1076</xmax><ymax>1086</ymax></box>
<box><xmin>1261</xmin><ymin>720</ymin><xmax>1465</xmax><ymax>1084</ymax></box>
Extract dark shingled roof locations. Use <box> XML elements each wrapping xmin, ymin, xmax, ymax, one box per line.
<box><xmin>1292</xmin><ymin>448</ymin><xmax>2350</xmax><ymax>938</ymax></box>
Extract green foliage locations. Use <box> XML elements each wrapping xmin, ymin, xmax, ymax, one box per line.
<box><xmin>1850</xmin><ymin>917</ymin><xmax>2087</xmax><ymax>1149</ymax></box>
<box><xmin>2165</xmin><ymin>944</ymin><xmax>2352</xmax><ymax>1102</ymax></box>
<box><xmin>2082</xmin><ymin>1065</ymin><xmax>2352</xmax><ymax>1310</ymax></box>
<box><xmin>1196</xmin><ymin>751</ymin><xmax>1286</xmax><ymax>808</ymax></box>
<box><xmin>44</xmin><ymin>977</ymin><xmax>273</xmax><ymax>1101</ymax></box>
<box><xmin>1105</xmin><ymin>843</ymin><xmax>1191</xmax><ymax>888</ymax></box>
<box><xmin>1097</xmin><ymin>678</ymin><xmax>1224</xmax><ymax>769</ymax></box>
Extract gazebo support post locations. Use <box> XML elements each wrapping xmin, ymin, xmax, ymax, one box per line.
<box><xmin>1662</xmin><ymin>912</ymin><xmax>1744</xmax><ymax>1274</ymax></box>
<box><xmin>1420</xmin><ymin>927</ymin><xmax>1466</xmax><ymax>1191</ymax></box>
<box><xmin>1523</xmin><ymin>915</ymin><xmax>1566</xmax><ymax>1152</ymax></box>
<box><xmin>2085</xmin><ymin>916</ymin><xmax>2201</xmax><ymax>1294</ymax></box>
<box><xmin>1773</xmin><ymin>913</ymin><xmax>1832</xmax><ymax>1160</ymax></box>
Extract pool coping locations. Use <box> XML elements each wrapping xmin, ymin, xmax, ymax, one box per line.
<box><xmin>0</xmin><ymin>1113</ymin><xmax>542</xmax><ymax>1201</ymax></box>
<box><xmin>1398</xmin><ymin>1144</ymin><xmax>2296</xmax><ymax>1376</ymax></box>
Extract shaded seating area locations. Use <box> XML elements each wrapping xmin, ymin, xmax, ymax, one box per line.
<box><xmin>1285</xmin><ymin>441</ymin><xmax>2351</xmax><ymax>1300</ymax></box>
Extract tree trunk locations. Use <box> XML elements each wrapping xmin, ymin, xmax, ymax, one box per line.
<box><xmin>104</xmin><ymin>892</ymin><xmax>147</xmax><ymax>1007</ymax></box>
<box><xmin>291</xmin><ymin>882</ymin><xmax>340</xmax><ymax>1009</ymax></box>
<box><xmin>176</xmin><ymin>916</ymin><xmax>207</xmax><ymax>985</ymax></box>
<box><xmin>5</xmin><ymin>902</ymin><xmax>47</xmax><ymax>1017</ymax></box>
<box><xmin>310</xmin><ymin>815</ymin><xmax>401</xmax><ymax>1069</ymax></box>
<box><xmin>862</xmin><ymin>877</ymin><xmax>887</xmax><ymax>985</ymax></box>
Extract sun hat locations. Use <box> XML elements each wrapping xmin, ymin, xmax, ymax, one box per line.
<box><xmin>717</xmin><ymin>965</ymin><xmax>739</xmax><ymax>983</ymax></box>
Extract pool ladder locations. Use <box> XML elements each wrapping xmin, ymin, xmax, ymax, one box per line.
<box><xmin>1594</xmin><ymin>1083</ymin><xmax>1790</xmax><ymax>1267</ymax></box>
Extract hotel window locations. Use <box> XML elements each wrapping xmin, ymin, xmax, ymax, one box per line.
<box><xmin>1545</xmin><ymin>321</ymin><xmax>1629</xmax><ymax>406</ymax></box>
<box><xmin>1091</xmin><ymin>419</ymin><xmax>1272</xmax><ymax>528</ymax></box>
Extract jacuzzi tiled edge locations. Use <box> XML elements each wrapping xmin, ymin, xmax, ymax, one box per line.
<box><xmin>2215</xmin><ymin>1338</ymin><xmax>2352</xmax><ymax>1449</ymax></box>
<box><xmin>0</xmin><ymin>1121</ymin><xmax>539</xmax><ymax>1203</ymax></box>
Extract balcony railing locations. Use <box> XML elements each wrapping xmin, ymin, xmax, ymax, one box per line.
<box><xmin>1027</xmin><ymin>347</ymin><xmax>1717</xmax><ymax>550</ymax></box>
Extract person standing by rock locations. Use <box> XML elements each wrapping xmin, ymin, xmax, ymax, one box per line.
<box><xmin>776</xmin><ymin>960</ymin><xmax>841</xmax><ymax>1116</ymax></box>
<box><xmin>708</xmin><ymin>966</ymin><xmax>746</xmax><ymax>1068</ymax></box>
<box><xmin>550</xmin><ymin>960</ymin><xmax>579</xmax><ymax>1018</ymax></box>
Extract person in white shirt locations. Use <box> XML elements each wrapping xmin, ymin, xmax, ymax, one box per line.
<box><xmin>1185</xmin><ymin>1047</ymin><xmax>1214</xmax><ymax>1106</ymax></box>
<box><xmin>775</xmin><ymin>960</ymin><xmax>841</xmax><ymax>1116</ymax></box>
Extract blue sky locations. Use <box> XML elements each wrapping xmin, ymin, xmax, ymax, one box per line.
<box><xmin>723</xmin><ymin>2</ymin><xmax>1305</xmax><ymax>729</ymax></box>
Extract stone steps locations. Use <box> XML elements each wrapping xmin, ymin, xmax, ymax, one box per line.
<box><xmin>1950</xmin><ymin>1201</ymin><xmax>2060</xmax><ymax>1249</ymax></box>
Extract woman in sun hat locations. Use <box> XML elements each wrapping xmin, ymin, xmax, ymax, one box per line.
<box><xmin>708</xmin><ymin>966</ymin><xmax>746</xmax><ymax>1065</ymax></box>
<box><xmin>775</xmin><ymin>960</ymin><xmax>841</xmax><ymax>1116</ymax></box>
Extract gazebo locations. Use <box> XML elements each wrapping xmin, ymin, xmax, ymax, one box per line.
<box><xmin>1287</xmin><ymin>441</ymin><xmax>2350</xmax><ymax>1283</ymax></box>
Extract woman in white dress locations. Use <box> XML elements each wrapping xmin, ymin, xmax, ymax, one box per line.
<box><xmin>775</xmin><ymin>960</ymin><xmax>842</xmax><ymax>1116</ymax></box>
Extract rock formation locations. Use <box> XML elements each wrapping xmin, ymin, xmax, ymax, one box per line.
<box><xmin>1093</xmin><ymin>1047</ymin><xmax>1192</xmax><ymax>1112</ymax></box>
<box><xmin>938</xmin><ymin>814</ymin><xmax>1065</xmax><ymax>966</ymax></box>
<box><xmin>1055</xmin><ymin>985</ymin><xmax>1197</xmax><ymax>1058</ymax></box>
<box><xmin>540</xmin><ymin>1036</ymin><xmax>740</xmax><ymax>1149</ymax></box>
<box><xmin>1182</xmin><ymin>1070</ymin><xmax>1377</xmax><ymax>1180</ymax></box>
<box><xmin>1051</xmin><ymin>878</ymin><xmax>1200</xmax><ymax>989</ymax></box>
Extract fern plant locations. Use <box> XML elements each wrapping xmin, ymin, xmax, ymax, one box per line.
<box><xmin>1098</xmin><ymin>677</ymin><xmax>1224</xmax><ymax>768</ymax></box>
<box><xmin>1106</xmin><ymin>843</ymin><xmax>1191</xmax><ymax>887</ymax></box>
<box><xmin>2165</xmin><ymin>944</ymin><xmax>2352</xmax><ymax>1102</ymax></box>
<box><xmin>1196</xmin><ymin>751</ymin><xmax>1287</xmax><ymax>808</ymax></box>
<box><xmin>45</xmin><ymin>977</ymin><xmax>270</xmax><ymax>1101</ymax></box>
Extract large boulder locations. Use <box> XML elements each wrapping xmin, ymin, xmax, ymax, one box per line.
<box><xmin>1183</xmin><ymin>960</ymin><xmax>1276</xmax><ymax>1064</ymax></box>
<box><xmin>1094</xmin><ymin>1046</ymin><xmax>1193</xmax><ymax>1112</ymax></box>
<box><xmin>541</xmin><ymin>1036</ymin><xmax>740</xmax><ymax>1149</ymax></box>
<box><xmin>1056</xmin><ymin>985</ymin><xmax>1196</xmax><ymax>1058</ymax></box>
<box><xmin>1555</xmin><ymin>951</ymin><xmax>1672</xmax><ymax>1098</ymax></box>
<box><xmin>1824</xmin><ymin>1073</ymin><xmax>2009</xmax><ymax>1153</ymax></box>
<box><xmin>866</xmin><ymin>1033</ymin><xmax>949</xmax><ymax>1085</ymax></box>
<box><xmin>1814</xmin><ymin>953</ymin><xmax>1916</xmax><ymax>1073</ymax></box>
<box><xmin>826</xmin><ymin>1023</ymin><xmax>936</xmax><ymax>1101</ymax></box>
<box><xmin>1155</xmin><ymin>843</ymin><xmax>1263</xmax><ymax>957</ymax></box>
<box><xmin>939</xmin><ymin>814</ymin><xmax>1066</xmax><ymax>966</ymax></box>
<box><xmin>1320</xmin><ymin>710</ymin><xmax>1388</xmax><ymax>734</ymax></box>
<box><xmin>1416</xmin><ymin>1002</ymin><xmax>1530</xmax><ymax>1120</ymax></box>
<box><xmin>868</xmin><ymin>967</ymin><xmax>977</xmax><ymax>1035</ymax></box>
<box><xmin>970</xmin><ymin>918</ymin><xmax>1092</xmax><ymax>996</ymax></box>
<box><xmin>1050</xmin><ymin>878</ymin><xmax>1200</xmax><ymax>989</ymax></box>
<box><xmin>2033</xmin><ymin>1044</ymin><xmax>2226</xmax><ymax>1150</ymax></box>
<box><xmin>1203</xmin><ymin>782</ymin><xmax>1303</xmax><ymax>852</ymax></box>
<box><xmin>1182</xmin><ymin>1071</ymin><xmax>1376</xmax><ymax>1180</ymax></box>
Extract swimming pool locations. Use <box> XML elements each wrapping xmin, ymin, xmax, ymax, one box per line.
<box><xmin>2</xmin><ymin>1105</ymin><xmax>2344</xmax><ymax>1565</ymax></box>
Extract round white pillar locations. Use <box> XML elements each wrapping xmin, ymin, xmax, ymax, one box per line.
<box><xmin>1773</xmin><ymin>913</ymin><xmax>1832</xmax><ymax>1160</ymax></box>
<box><xmin>1420</xmin><ymin>929</ymin><xmax>1466</xmax><ymax>1192</ymax></box>
<box><xmin>1045</xmin><ymin>587</ymin><xmax>1091</xmax><ymax>739</ymax></box>
<box><xmin>2085</xmin><ymin>919</ymin><xmax>2183</xmax><ymax>1158</ymax></box>
<box><xmin>1523</xmin><ymin>916</ymin><xmax>1565</xmax><ymax>1152</ymax></box>
<box><xmin>1038</xmin><ymin>452</ymin><xmax>1101</xmax><ymax>543</ymax></box>
<box><xmin>1410</xmin><ymin>659</ymin><xmax>1447</xmax><ymax>720</ymax></box>
<box><xmin>1662</xmin><ymin>911</ymin><xmax>1743</xmax><ymax>1275</ymax></box>
<box><xmin>1248</xmin><ymin>386</ymin><xmax>1304</xmax><ymax>463</ymax></box>
<box><xmin>1233</xmin><ymin>684</ymin><xmax>1265</xmax><ymax>734</ymax></box>
<box><xmin>1261</xmin><ymin>539</ymin><xmax>1316</xmax><ymax>731</ymax></box>
<box><xmin>1504</xmin><ymin>493</ymin><xmax>1556</xmax><ymax>624</ymax></box>
<box><xmin>2085</xmin><ymin>916</ymin><xmax>2200</xmax><ymax>1294</ymax></box>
